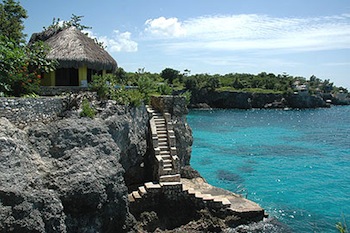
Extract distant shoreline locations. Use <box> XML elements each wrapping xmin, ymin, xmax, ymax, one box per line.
<box><xmin>186</xmin><ymin>89</ymin><xmax>350</xmax><ymax>110</ymax></box>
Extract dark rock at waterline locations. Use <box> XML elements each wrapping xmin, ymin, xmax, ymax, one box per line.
<box><xmin>188</xmin><ymin>89</ymin><xmax>334</xmax><ymax>109</ymax></box>
<box><xmin>189</xmin><ymin>90</ymin><xmax>284</xmax><ymax>109</ymax></box>
<box><xmin>180</xmin><ymin>165</ymin><xmax>203</xmax><ymax>179</ymax></box>
<box><xmin>284</xmin><ymin>94</ymin><xmax>328</xmax><ymax>109</ymax></box>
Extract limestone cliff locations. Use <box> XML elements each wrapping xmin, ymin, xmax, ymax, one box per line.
<box><xmin>0</xmin><ymin>100</ymin><xmax>150</xmax><ymax>233</ymax></box>
<box><xmin>189</xmin><ymin>89</ymin><xmax>334</xmax><ymax>109</ymax></box>
<box><xmin>0</xmin><ymin>94</ymin><xmax>197</xmax><ymax>232</ymax></box>
<box><xmin>0</xmin><ymin>95</ymin><xmax>287</xmax><ymax>232</ymax></box>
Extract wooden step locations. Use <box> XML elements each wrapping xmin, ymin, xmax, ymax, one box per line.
<box><xmin>163</xmin><ymin>159</ymin><xmax>172</xmax><ymax>163</ymax></box>
<box><xmin>213</xmin><ymin>198</ymin><xmax>231</xmax><ymax>207</ymax></box>
<box><xmin>202</xmin><ymin>194</ymin><xmax>214</xmax><ymax>201</ymax></box>
<box><xmin>187</xmin><ymin>188</ymin><xmax>196</xmax><ymax>195</ymax></box>
<box><xmin>161</xmin><ymin>153</ymin><xmax>171</xmax><ymax>158</ymax></box>
<box><xmin>160</xmin><ymin>181</ymin><xmax>182</xmax><ymax>186</ymax></box>
<box><xmin>157</xmin><ymin>133</ymin><xmax>168</xmax><ymax>140</ymax></box>
<box><xmin>128</xmin><ymin>194</ymin><xmax>135</xmax><ymax>202</ymax></box>
<box><xmin>195</xmin><ymin>192</ymin><xmax>205</xmax><ymax>198</ymax></box>
<box><xmin>138</xmin><ymin>186</ymin><xmax>147</xmax><ymax>196</ymax></box>
<box><xmin>158</xmin><ymin>139</ymin><xmax>167</xmax><ymax>144</ymax></box>
<box><xmin>160</xmin><ymin>151</ymin><xmax>170</xmax><ymax>155</ymax></box>
<box><xmin>159</xmin><ymin>146</ymin><xmax>169</xmax><ymax>151</ymax></box>
<box><xmin>221</xmin><ymin>198</ymin><xmax>231</xmax><ymax>206</ymax></box>
<box><xmin>144</xmin><ymin>182</ymin><xmax>161</xmax><ymax>190</ymax></box>
<box><xmin>158</xmin><ymin>141</ymin><xmax>167</xmax><ymax>146</ymax></box>
<box><xmin>154</xmin><ymin>118</ymin><xmax>166</xmax><ymax>124</ymax></box>
<box><xmin>159</xmin><ymin>174</ymin><xmax>181</xmax><ymax>182</ymax></box>
<box><xmin>163</xmin><ymin>163</ymin><xmax>172</xmax><ymax>168</ymax></box>
<box><xmin>132</xmin><ymin>191</ymin><xmax>141</xmax><ymax>200</ymax></box>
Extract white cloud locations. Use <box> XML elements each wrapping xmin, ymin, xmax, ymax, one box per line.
<box><xmin>143</xmin><ymin>14</ymin><xmax>350</xmax><ymax>52</ymax></box>
<box><xmin>83</xmin><ymin>29</ymin><xmax>138</xmax><ymax>53</ymax></box>
<box><xmin>145</xmin><ymin>17</ymin><xmax>186</xmax><ymax>37</ymax></box>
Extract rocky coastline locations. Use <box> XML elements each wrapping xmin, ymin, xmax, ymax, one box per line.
<box><xmin>188</xmin><ymin>89</ymin><xmax>350</xmax><ymax>109</ymax></box>
<box><xmin>0</xmin><ymin>94</ymin><xmax>291</xmax><ymax>232</ymax></box>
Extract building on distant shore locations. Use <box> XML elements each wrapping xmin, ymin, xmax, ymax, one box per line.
<box><xmin>29</xmin><ymin>26</ymin><xmax>117</xmax><ymax>87</ymax></box>
<box><xmin>334</xmin><ymin>90</ymin><xmax>348</xmax><ymax>101</ymax></box>
<box><xmin>292</xmin><ymin>81</ymin><xmax>309</xmax><ymax>96</ymax></box>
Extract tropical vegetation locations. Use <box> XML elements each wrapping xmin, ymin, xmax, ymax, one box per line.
<box><xmin>1</xmin><ymin>0</ymin><xmax>347</xmax><ymax>103</ymax></box>
<box><xmin>0</xmin><ymin>0</ymin><xmax>57</xmax><ymax>97</ymax></box>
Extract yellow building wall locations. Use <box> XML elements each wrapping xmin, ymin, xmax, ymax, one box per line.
<box><xmin>41</xmin><ymin>71</ymin><xmax>55</xmax><ymax>86</ymax></box>
<box><xmin>41</xmin><ymin>66</ymin><xmax>108</xmax><ymax>86</ymax></box>
<box><xmin>79</xmin><ymin>66</ymin><xmax>88</xmax><ymax>86</ymax></box>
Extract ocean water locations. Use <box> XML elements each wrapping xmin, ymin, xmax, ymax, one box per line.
<box><xmin>187</xmin><ymin>106</ymin><xmax>350</xmax><ymax>232</ymax></box>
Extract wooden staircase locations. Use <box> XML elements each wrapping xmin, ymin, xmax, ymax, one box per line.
<box><xmin>127</xmin><ymin>103</ymin><xmax>265</xmax><ymax>224</ymax></box>
<box><xmin>147</xmin><ymin>106</ymin><xmax>180</xmax><ymax>182</ymax></box>
<box><xmin>128</xmin><ymin>181</ymin><xmax>234</xmax><ymax>212</ymax></box>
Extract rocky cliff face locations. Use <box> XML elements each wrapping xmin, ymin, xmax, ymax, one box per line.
<box><xmin>0</xmin><ymin>95</ymin><xmax>291</xmax><ymax>232</ymax></box>
<box><xmin>190</xmin><ymin>89</ymin><xmax>330</xmax><ymax>109</ymax></box>
<box><xmin>0</xmin><ymin>95</ymin><xmax>197</xmax><ymax>232</ymax></box>
<box><xmin>0</xmin><ymin>101</ymin><xmax>150</xmax><ymax>233</ymax></box>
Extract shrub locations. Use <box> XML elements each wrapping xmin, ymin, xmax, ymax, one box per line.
<box><xmin>0</xmin><ymin>36</ymin><xmax>57</xmax><ymax>96</ymax></box>
<box><xmin>160</xmin><ymin>68</ymin><xmax>182</xmax><ymax>84</ymax></box>
<box><xmin>80</xmin><ymin>99</ymin><xmax>96</xmax><ymax>118</ymax></box>
<box><xmin>180</xmin><ymin>90</ymin><xmax>192</xmax><ymax>105</ymax></box>
<box><xmin>127</xmin><ymin>89</ymin><xmax>144</xmax><ymax>107</ymax></box>
<box><xmin>89</xmin><ymin>74</ymin><xmax>116</xmax><ymax>99</ymax></box>
<box><xmin>157</xmin><ymin>83</ymin><xmax>172</xmax><ymax>95</ymax></box>
<box><xmin>90</xmin><ymin>74</ymin><xmax>146</xmax><ymax>106</ymax></box>
<box><xmin>137</xmin><ymin>75</ymin><xmax>156</xmax><ymax>103</ymax></box>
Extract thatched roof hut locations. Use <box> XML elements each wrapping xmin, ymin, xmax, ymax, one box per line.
<box><xmin>29</xmin><ymin>27</ymin><xmax>117</xmax><ymax>71</ymax></box>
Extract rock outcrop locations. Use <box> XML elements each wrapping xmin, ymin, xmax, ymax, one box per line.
<box><xmin>189</xmin><ymin>89</ymin><xmax>334</xmax><ymax>109</ymax></box>
<box><xmin>284</xmin><ymin>94</ymin><xmax>328</xmax><ymax>108</ymax></box>
<box><xmin>0</xmin><ymin>94</ymin><xmax>288</xmax><ymax>232</ymax></box>
<box><xmin>0</xmin><ymin>100</ymin><xmax>150</xmax><ymax>233</ymax></box>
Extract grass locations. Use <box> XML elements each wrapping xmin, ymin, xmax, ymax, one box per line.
<box><xmin>216</xmin><ymin>86</ymin><xmax>283</xmax><ymax>94</ymax></box>
<box><xmin>80</xmin><ymin>99</ymin><xmax>96</xmax><ymax>118</ymax></box>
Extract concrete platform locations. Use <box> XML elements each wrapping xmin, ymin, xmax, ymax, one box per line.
<box><xmin>181</xmin><ymin>177</ymin><xmax>264</xmax><ymax>217</ymax></box>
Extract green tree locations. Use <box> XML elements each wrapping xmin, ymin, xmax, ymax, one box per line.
<box><xmin>0</xmin><ymin>0</ymin><xmax>28</xmax><ymax>44</ymax></box>
<box><xmin>137</xmin><ymin>74</ymin><xmax>155</xmax><ymax>103</ymax></box>
<box><xmin>0</xmin><ymin>1</ymin><xmax>57</xmax><ymax>96</ymax></box>
<box><xmin>115</xmin><ymin>67</ymin><xmax>127</xmax><ymax>85</ymax></box>
<box><xmin>185</xmin><ymin>77</ymin><xmax>199</xmax><ymax>91</ymax></box>
<box><xmin>43</xmin><ymin>14</ymin><xmax>91</xmax><ymax>31</ymax></box>
<box><xmin>205</xmin><ymin>76</ymin><xmax>221</xmax><ymax>90</ymax></box>
<box><xmin>232</xmin><ymin>77</ymin><xmax>244</xmax><ymax>89</ymax></box>
<box><xmin>161</xmin><ymin>68</ymin><xmax>182</xmax><ymax>84</ymax></box>
<box><xmin>0</xmin><ymin>36</ymin><xmax>57</xmax><ymax>96</ymax></box>
<box><xmin>157</xmin><ymin>83</ymin><xmax>172</xmax><ymax>95</ymax></box>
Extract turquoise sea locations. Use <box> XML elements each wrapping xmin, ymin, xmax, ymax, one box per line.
<box><xmin>187</xmin><ymin>106</ymin><xmax>350</xmax><ymax>232</ymax></box>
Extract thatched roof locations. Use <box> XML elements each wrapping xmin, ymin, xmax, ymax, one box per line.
<box><xmin>29</xmin><ymin>27</ymin><xmax>117</xmax><ymax>71</ymax></box>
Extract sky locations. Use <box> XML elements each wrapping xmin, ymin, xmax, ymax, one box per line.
<box><xmin>20</xmin><ymin>0</ymin><xmax>350</xmax><ymax>88</ymax></box>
